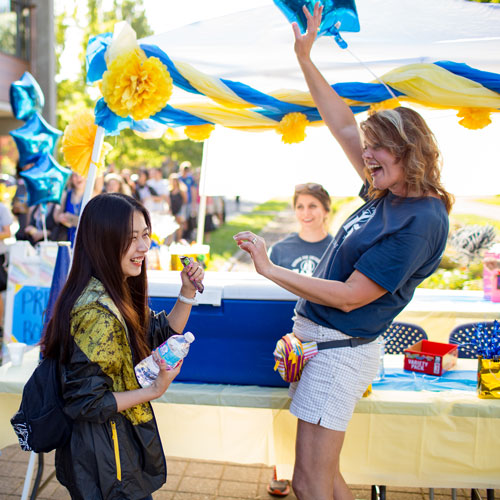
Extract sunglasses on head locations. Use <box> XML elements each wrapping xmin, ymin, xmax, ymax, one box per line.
<box><xmin>295</xmin><ymin>183</ymin><xmax>327</xmax><ymax>193</ymax></box>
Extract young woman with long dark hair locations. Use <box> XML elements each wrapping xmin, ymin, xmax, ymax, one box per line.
<box><xmin>41</xmin><ymin>192</ymin><xmax>204</xmax><ymax>500</ymax></box>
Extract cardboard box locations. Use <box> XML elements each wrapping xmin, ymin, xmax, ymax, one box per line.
<box><xmin>404</xmin><ymin>340</ymin><xmax>458</xmax><ymax>376</ymax></box>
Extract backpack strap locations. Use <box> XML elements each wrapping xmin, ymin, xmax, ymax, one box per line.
<box><xmin>317</xmin><ymin>336</ymin><xmax>376</xmax><ymax>350</ymax></box>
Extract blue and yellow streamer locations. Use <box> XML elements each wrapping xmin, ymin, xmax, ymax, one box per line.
<box><xmin>85</xmin><ymin>24</ymin><xmax>500</xmax><ymax>144</ymax></box>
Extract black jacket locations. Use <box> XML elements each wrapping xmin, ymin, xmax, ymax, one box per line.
<box><xmin>55</xmin><ymin>278</ymin><xmax>178</xmax><ymax>499</ymax></box>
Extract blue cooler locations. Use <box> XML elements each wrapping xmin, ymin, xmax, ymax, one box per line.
<box><xmin>148</xmin><ymin>271</ymin><xmax>297</xmax><ymax>387</ymax></box>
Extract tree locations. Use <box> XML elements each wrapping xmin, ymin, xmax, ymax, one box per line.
<box><xmin>54</xmin><ymin>0</ymin><xmax>203</xmax><ymax>171</ymax></box>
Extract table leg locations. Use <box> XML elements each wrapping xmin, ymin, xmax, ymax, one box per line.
<box><xmin>371</xmin><ymin>485</ymin><xmax>386</xmax><ymax>500</ymax></box>
<box><xmin>21</xmin><ymin>451</ymin><xmax>37</xmax><ymax>500</ymax></box>
<box><xmin>29</xmin><ymin>452</ymin><xmax>45</xmax><ymax>500</ymax></box>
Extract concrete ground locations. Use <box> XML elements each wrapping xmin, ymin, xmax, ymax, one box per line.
<box><xmin>0</xmin><ymin>443</ymin><xmax>497</xmax><ymax>499</ymax></box>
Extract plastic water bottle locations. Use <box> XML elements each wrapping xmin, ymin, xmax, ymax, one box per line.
<box><xmin>374</xmin><ymin>338</ymin><xmax>385</xmax><ymax>381</ymax></box>
<box><xmin>135</xmin><ymin>332</ymin><xmax>195</xmax><ymax>388</ymax></box>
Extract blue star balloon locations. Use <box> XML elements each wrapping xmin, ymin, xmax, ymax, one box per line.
<box><xmin>19</xmin><ymin>153</ymin><xmax>72</xmax><ymax>207</ymax></box>
<box><xmin>9</xmin><ymin>112</ymin><xmax>63</xmax><ymax>167</ymax></box>
<box><xmin>9</xmin><ymin>71</ymin><xmax>45</xmax><ymax>121</ymax></box>
<box><xmin>273</xmin><ymin>0</ymin><xmax>360</xmax><ymax>49</ymax></box>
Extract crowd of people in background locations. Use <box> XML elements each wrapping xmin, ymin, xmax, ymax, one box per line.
<box><xmin>6</xmin><ymin>159</ymin><xmax>227</xmax><ymax>250</ymax></box>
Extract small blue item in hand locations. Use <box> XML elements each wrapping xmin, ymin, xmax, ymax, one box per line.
<box><xmin>273</xmin><ymin>0</ymin><xmax>360</xmax><ymax>49</ymax></box>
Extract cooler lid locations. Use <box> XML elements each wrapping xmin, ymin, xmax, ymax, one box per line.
<box><xmin>148</xmin><ymin>271</ymin><xmax>298</xmax><ymax>305</ymax></box>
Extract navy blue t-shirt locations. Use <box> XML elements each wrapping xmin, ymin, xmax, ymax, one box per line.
<box><xmin>296</xmin><ymin>190</ymin><xmax>449</xmax><ymax>339</ymax></box>
<box><xmin>269</xmin><ymin>232</ymin><xmax>334</xmax><ymax>275</ymax></box>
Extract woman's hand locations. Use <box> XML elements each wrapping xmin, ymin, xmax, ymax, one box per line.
<box><xmin>59</xmin><ymin>212</ymin><xmax>78</xmax><ymax>228</ymax></box>
<box><xmin>179</xmin><ymin>258</ymin><xmax>204</xmax><ymax>295</ymax></box>
<box><xmin>292</xmin><ymin>2</ymin><xmax>323</xmax><ymax>63</ymax></box>
<box><xmin>233</xmin><ymin>231</ymin><xmax>273</xmax><ymax>276</ymax></box>
<box><xmin>149</xmin><ymin>351</ymin><xmax>183</xmax><ymax>399</ymax></box>
<box><xmin>114</xmin><ymin>353</ymin><xmax>183</xmax><ymax>410</ymax></box>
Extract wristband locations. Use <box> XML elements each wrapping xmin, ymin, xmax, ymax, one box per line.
<box><xmin>178</xmin><ymin>293</ymin><xmax>197</xmax><ymax>305</ymax></box>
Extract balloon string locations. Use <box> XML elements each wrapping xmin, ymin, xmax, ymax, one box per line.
<box><xmin>41</xmin><ymin>210</ymin><xmax>48</xmax><ymax>242</ymax></box>
<box><xmin>344</xmin><ymin>46</ymin><xmax>400</xmax><ymax>103</ymax></box>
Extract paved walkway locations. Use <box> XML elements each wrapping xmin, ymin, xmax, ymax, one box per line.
<box><xmin>0</xmin><ymin>443</ymin><xmax>497</xmax><ymax>499</ymax></box>
<box><xmin>1</xmin><ymin>443</ymin><xmax>495</xmax><ymax>499</ymax></box>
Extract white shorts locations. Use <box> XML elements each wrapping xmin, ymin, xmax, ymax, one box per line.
<box><xmin>289</xmin><ymin>315</ymin><xmax>380</xmax><ymax>431</ymax></box>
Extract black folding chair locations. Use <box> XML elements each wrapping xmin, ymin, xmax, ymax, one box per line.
<box><xmin>382</xmin><ymin>322</ymin><xmax>428</xmax><ymax>354</ymax></box>
<box><xmin>448</xmin><ymin>321</ymin><xmax>497</xmax><ymax>359</ymax></box>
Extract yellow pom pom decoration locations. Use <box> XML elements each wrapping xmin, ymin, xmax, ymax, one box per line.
<box><xmin>61</xmin><ymin>111</ymin><xmax>113</xmax><ymax>178</ymax></box>
<box><xmin>276</xmin><ymin>112</ymin><xmax>309</xmax><ymax>144</ymax></box>
<box><xmin>101</xmin><ymin>48</ymin><xmax>173</xmax><ymax>121</ymax></box>
<box><xmin>456</xmin><ymin>107</ymin><xmax>493</xmax><ymax>130</ymax></box>
<box><xmin>184</xmin><ymin>124</ymin><xmax>215</xmax><ymax>142</ymax></box>
<box><xmin>369</xmin><ymin>98</ymin><xmax>400</xmax><ymax>115</ymax></box>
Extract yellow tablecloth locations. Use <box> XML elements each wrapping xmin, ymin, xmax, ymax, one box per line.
<box><xmin>1</xmin><ymin>350</ymin><xmax>499</xmax><ymax>488</ymax></box>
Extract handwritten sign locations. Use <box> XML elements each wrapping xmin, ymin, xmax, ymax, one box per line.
<box><xmin>4</xmin><ymin>241</ymin><xmax>57</xmax><ymax>345</ymax></box>
<box><xmin>11</xmin><ymin>285</ymin><xmax>51</xmax><ymax>344</ymax></box>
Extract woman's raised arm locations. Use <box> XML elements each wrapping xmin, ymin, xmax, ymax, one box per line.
<box><xmin>293</xmin><ymin>2</ymin><xmax>365</xmax><ymax>180</ymax></box>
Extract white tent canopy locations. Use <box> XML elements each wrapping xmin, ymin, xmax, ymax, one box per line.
<box><xmin>143</xmin><ymin>0</ymin><xmax>500</xmax><ymax>89</ymax></box>
<box><xmin>139</xmin><ymin>0</ymin><xmax>500</xmax><ymax>201</ymax></box>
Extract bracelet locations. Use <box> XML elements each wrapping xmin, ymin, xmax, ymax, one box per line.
<box><xmin>178</xmin><ymin>293</ymin><xmax>197</xmax><ymax>305</ymax></box>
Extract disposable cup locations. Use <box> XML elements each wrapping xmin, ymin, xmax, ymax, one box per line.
<box><xmin>7</xmin><ymin>342</ymin><xmax>26</xmax><ymax>366</ymax></box>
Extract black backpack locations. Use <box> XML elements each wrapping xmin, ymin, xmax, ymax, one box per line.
<box><xmin>10</xmin><ymin>356</ymin><xmax>73</xmax><ymax>453</ymax></box>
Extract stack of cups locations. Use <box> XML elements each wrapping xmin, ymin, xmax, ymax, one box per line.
<box><xmin>6</xmin><ymin>342</ymin><xmax>26</xmax><ymax>366</ymax></box>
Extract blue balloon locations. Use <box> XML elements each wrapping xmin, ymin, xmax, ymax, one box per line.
<box><xmin>9</xmin><ymin>72</ymin><xmax>45</xmax><ymax>121</ymax></box>
<box><xmin>273</xmin><ymin>0</ymin><xmax>360</xmax><ymax>49</ymax></box>
<box><xmin>19</xmin><ymin>153</ymin><xmax>71</xmax><ymax>207</ymax></box>
<box><xmin>9</xmin><ymin>112</ymin><xmax>62</xmax><ymax>167</ymax></box>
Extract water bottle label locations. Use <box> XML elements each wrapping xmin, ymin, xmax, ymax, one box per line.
<box><xmin>135</xmin><ymin>356</ymin><xmax>159</xmax><ymax>388</ymax></box>
<box><xmin>159</xmin><ymin>341</ymin><xmax>182</xmax><ymax>367</ymax></box>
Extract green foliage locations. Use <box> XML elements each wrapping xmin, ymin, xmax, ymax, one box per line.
<box><xmin>420</xmin><ymin>214</ymin><xmax>497</xmax><ymax>290</ymax></box>
<box><xmin>475</xmin><ymin>195</ymin><xmax>500</xmax><ymax>206</ymax></box>
<box><xmin>451</xmin><ymin>214</ymin><xmax>500</xmax><ymax>233</ymax></box>
<box><xmin>331</xmin><ymin>196</ymin><xmax>355</xmax><ymax>213</ymax></box>
<box><xmin>0</xmin><ymin>136</ymin><xmax>17</xmax><ymax>174</ymax></box>
<box><xmin>419</xmin><ymin>268</ymin><xmax>483</xmax><ymax>290</ymax></box>
<box><xmin>0</xmin><ymin>10</ymin><xmax>16</xmax><ymax>55</ymax></box>
<box><xmin>105</xmin><ymin>130</ymin><xmax>203</xmax><ymax>170</ymax></box>
<box><xmin>207</xmin><ymin>201</ymin><xmax>289</xmax><ymax>270</ymax></box>
<box><xmin>255</xmin><ymin>199</ymin><xmax>290</xmax><ymax>212</ymax></box>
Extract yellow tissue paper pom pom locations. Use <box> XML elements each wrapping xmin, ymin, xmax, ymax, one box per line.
<box><xmin>276</xmin><ymin>112</ymin><xmax>309</xmax><ymax>144</ymax></box>
<box><xmin>0</xmin><ymin>184</ymin><xmax>17</xmax><ymax>203</ymax></box>
<box><xmin>369</xmin><ymin>98</ymin><xmax>400</xmax><ymax>115</ymax></box>
<box><xmin>184</xmin><ymin>124</ymin><xmax>215</xmax><ymax>142</ymax></box>
<box><xmin>456</xmin><ymin>107</ymin><xmax>493</xmax><ymax>130</ymax></box>
<box><xmin>102</xmin><ymin>48</ymin><xmax>173</xmax><ymax>121</ymax></box>
<box><xmin>61</xmin><ymin>111</ymin><xmax>113</xmax><ymax>178</ymax></box>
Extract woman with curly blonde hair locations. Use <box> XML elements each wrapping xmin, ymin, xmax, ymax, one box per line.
<box><xmin>234</xmin><ymin>4</ymin><xmax>453</xmax><ymax>499</ymax></box>
<box><xmin>361</xmin><ymin>107</ymin><xmax>454</xmax><ymax>212</ymax></box>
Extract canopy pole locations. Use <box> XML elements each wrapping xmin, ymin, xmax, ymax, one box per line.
<box><xmin>71</xmin><ymin>125</ymin><xmax>105</xmax><ymax>261</ymax></box>
<box><xmin>196</xmin><ymin>138</ymin><xmax>210</xmax><ymax>245</ymax></box>
<box><xmin>80</xmin><ymin>125</ymin><xmax>105</xmax><ymax>213</ymax></box>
